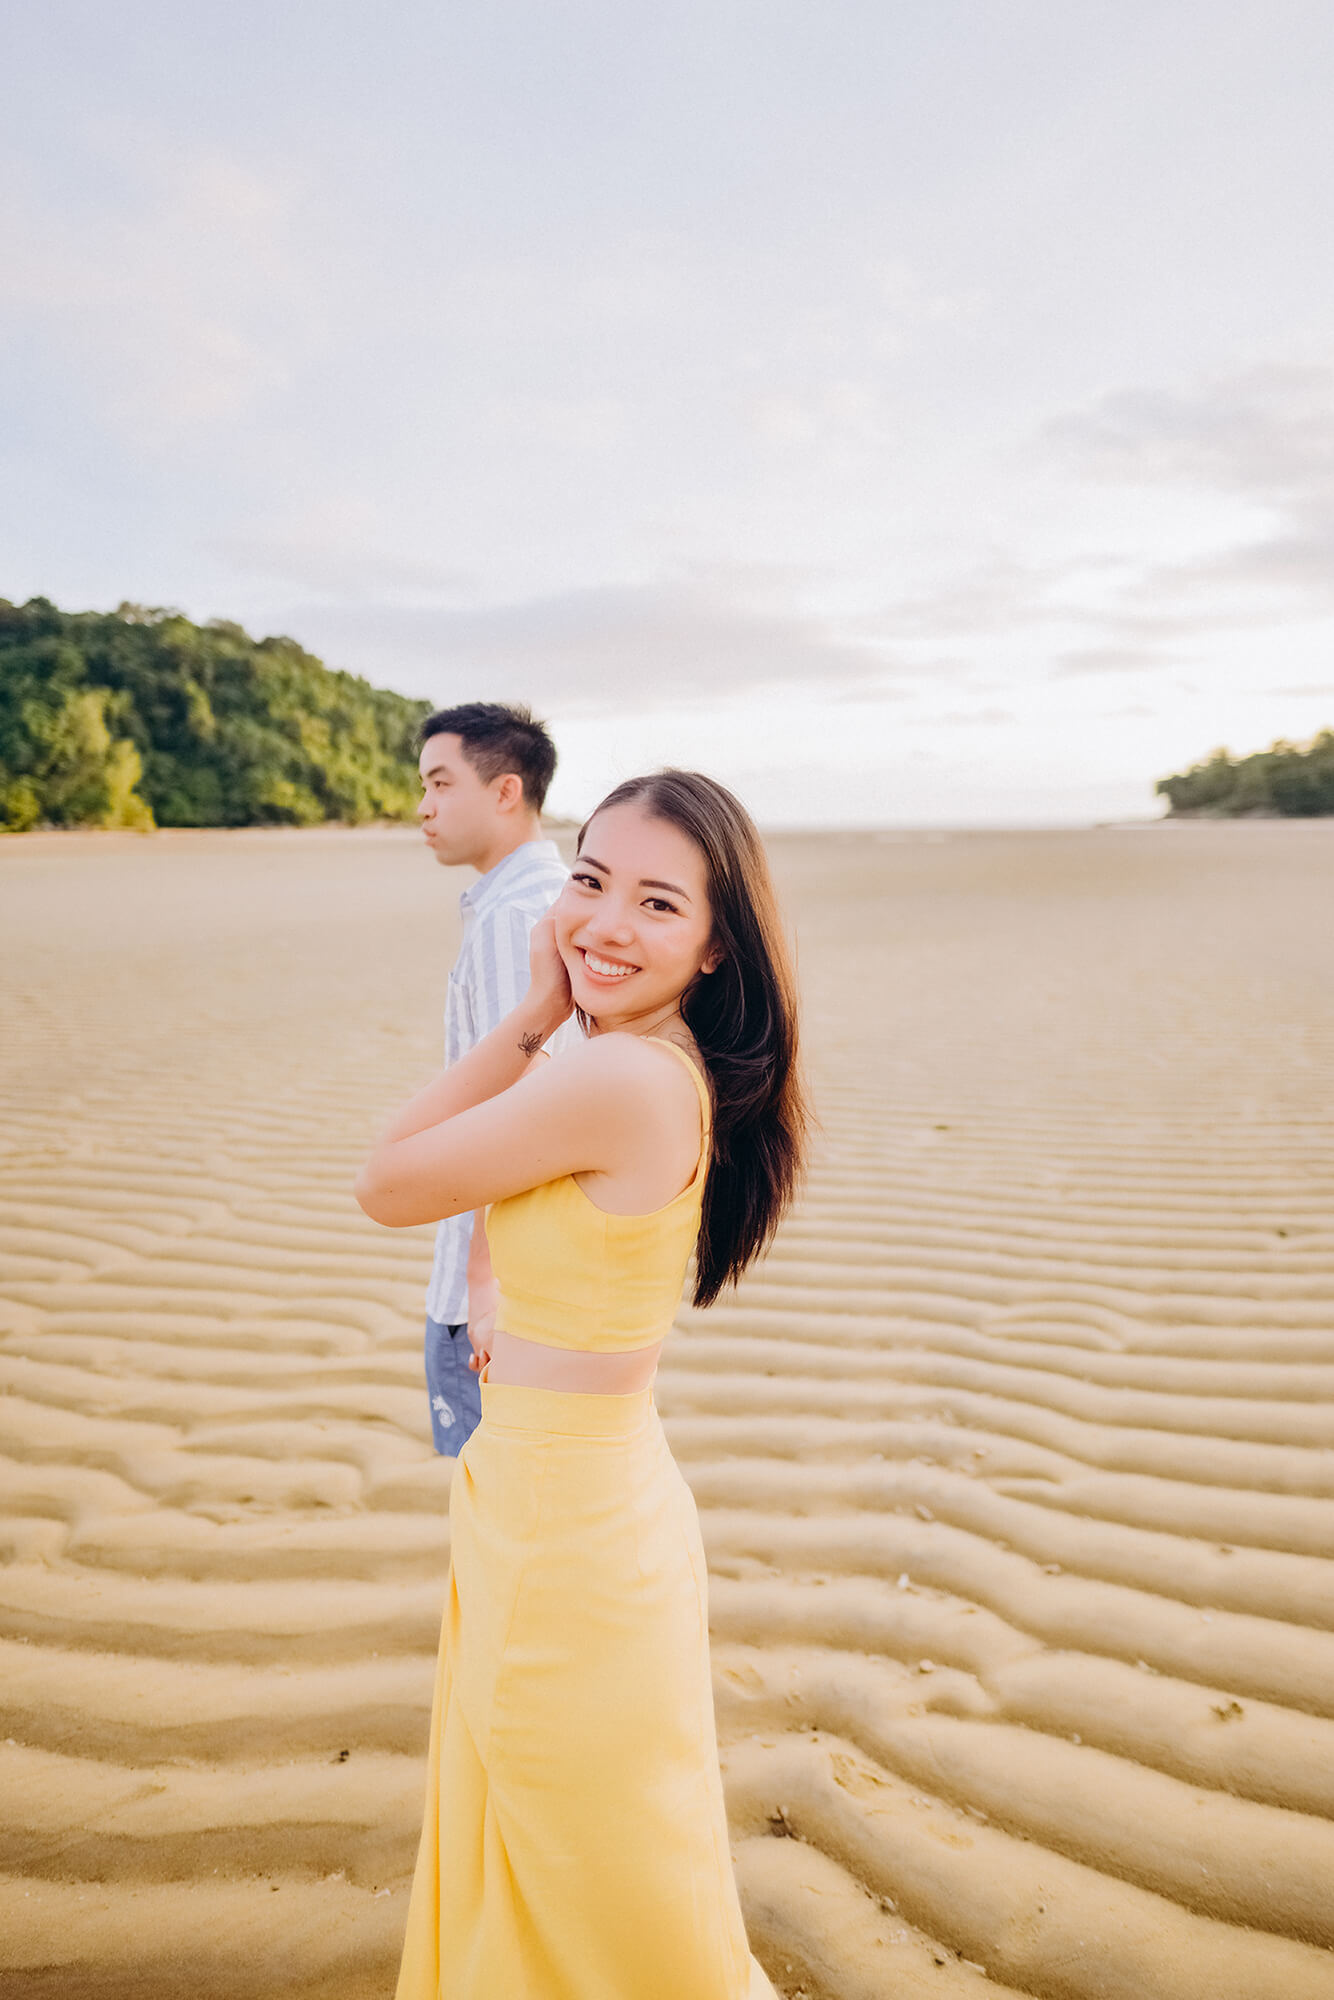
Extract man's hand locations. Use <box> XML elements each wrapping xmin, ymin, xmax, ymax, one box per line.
<box><xmin>466</xmin><ymin>1215</ymin><xmax>501</xmax><ymax>1374</ymax></box>
<box><xmin>467</xmin><ymin>1300</ymin><xmax>497</xmax><ymax>1376</ymax></box>
<box><xmin>467</xmin><ymin>1277</ymin><xmax>500</xmax><ymax>1372</ymax></box>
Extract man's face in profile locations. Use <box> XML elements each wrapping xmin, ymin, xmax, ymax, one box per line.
<box><xmin>416</xmin><ymin>733</ymin><xmax>497</xmax><ymax>868</ymax></box>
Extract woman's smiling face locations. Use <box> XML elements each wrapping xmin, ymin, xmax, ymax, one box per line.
<box><xmin>553</xmin><ymin>801</ymin><xmax>720</xmax><ymax>1030</ymax></box>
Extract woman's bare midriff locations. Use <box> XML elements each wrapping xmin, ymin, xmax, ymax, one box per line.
<box><xmin>485</xmin><ymin>1326</ymin><xmax>664</xmax><ymax>1395</ymax></box>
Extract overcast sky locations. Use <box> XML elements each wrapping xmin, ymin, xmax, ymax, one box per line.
<box><xmin>4</xmin><ymin>0</ymin><xmax>1333</xmax><ymax>824</ymax></box>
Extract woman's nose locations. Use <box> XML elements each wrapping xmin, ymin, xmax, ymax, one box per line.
<box><xmin>588</xmin><ymin>909</ymin><xmax>635</xmax><ymax>944</ymax></box>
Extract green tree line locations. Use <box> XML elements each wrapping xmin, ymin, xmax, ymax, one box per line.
<box><xmin>0</xmin><ymin>598</ymin><xmax>430</xmax><ymax>831</ymax></box>
<box><xmin>1156</xmin><ymin>729</ymin><xmax>1334</xmax><ymax>818</ymax></box>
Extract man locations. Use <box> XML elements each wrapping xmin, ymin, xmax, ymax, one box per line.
<box><xmin>415</xmin><ymin>702</ymin><xmax>568</xmax><ymax>1456</ymax></box>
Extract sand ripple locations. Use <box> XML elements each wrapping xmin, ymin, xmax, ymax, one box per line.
<box><xmin>2</xmin><ymin>822</ymin><xmax>1333</xmax><ymax>1997</ymax></box>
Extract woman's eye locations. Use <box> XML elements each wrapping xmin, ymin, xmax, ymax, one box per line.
<box><xmin>646</xmin><ymin>897</ymin><xmax>678</xmax><ymax>914</ymax></box>
<box><xmin>571</xmin><ymin>872</ymin><xmax>601</xmax><ymax>890</ymax></box>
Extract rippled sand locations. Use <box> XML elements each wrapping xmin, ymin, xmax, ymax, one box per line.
<box><xmin>2</xmin><ymin>820</ymin><xmax>1333</xmax><ymax>1999</ymax></box>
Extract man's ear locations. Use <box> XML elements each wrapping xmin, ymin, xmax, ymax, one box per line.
<box><xmin>493</xmin><ymin>772</ymin><xmax>525</xmax><ymax>815</ymax></box>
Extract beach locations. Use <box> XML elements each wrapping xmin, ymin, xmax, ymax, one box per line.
<box><xmin>2</xmin><ymin>818</ymin><xmax>1333</xmax><ymax>1999</ymax></box>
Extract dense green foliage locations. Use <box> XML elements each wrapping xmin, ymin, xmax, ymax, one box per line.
<box><xmin>1156</xmin><ymin>729</ymin><xmax>1334</xmax><ymax>818</ymax></box>
<box><xmin>0</xmin><ymin>598</ymin><xmax>430</xmax><ymax>830</ymax></box>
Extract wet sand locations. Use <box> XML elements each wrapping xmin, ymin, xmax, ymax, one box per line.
<box><xmin>2</xmin><ymin>819</ymin><xmax>1332</xmax><ymax>1999</ymax></box>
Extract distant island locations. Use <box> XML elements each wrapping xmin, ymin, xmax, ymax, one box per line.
<box><xmin>0</xmin><ymin>597</ymin><xmax>430</xmax><ymax>831</ymax></box>
<box><xmin>1157</xmin><ymin>730</ymin><xmax>1334</xmax><ymax>818</ymax></box>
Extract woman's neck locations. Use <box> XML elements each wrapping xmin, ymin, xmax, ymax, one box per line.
<box><xmin>587</xmin><ymin>1003</ymin><xmax>687</xmax><ymax>1042</ymax></box>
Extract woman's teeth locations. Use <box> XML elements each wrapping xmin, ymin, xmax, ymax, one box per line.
<box><xmin>585</xmin><ymin>952</ymin><xmax>636</xmax><ymax>978</ymax></box>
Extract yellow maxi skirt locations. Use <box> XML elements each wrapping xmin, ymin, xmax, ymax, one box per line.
<box><xmin>395</xmin><ymin>1377</ymin><xmax>778</xmax><ymax>2000</ymax></box>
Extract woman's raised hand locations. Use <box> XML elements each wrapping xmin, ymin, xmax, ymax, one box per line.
<box><xmin>526</xmin><ymin>912</ymin><xmax>574</xmax><ymax>1036</ymax></box>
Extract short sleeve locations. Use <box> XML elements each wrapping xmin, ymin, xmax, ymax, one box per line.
<box><xmin>467</xmin><ymin>903</ymin><xmax>537</xmax><ymax>1040</ymax></box>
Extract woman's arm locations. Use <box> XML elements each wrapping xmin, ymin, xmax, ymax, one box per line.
<box><xmin>375</xmin><ymin>993</ymin><xmax>562</xmax><ymax>1147</ymax></box>
<box><xmin>370</xmin><ymin>908</ymin><xmax>569</xmax><ymax>1147</ymax></box>
<box><xmin>356</xmin><ymin>912</ymin><xmax>574</xmax><ymax>1224</ymax></box>
<box><xmin>353</xmin><ymin>1028</ymin><xmax>656</xmax><ymax>1228</ymax></box>
<box><xmin>354</xmin><ymin>914</ymin><xmax>703</xmax><ymax>1231</ymax></box>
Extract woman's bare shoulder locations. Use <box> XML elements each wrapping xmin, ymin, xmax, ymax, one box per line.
<box><xmin>551</xmin><ymin>1030</ymin><xmax>697</xmax><ymax>1107</ymax></box>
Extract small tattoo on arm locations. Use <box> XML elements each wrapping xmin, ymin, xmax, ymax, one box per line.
<box><xmin>518</xmin><ymin>1031</ymin><xmax>544</xmax><ymax>1058</ymax></box>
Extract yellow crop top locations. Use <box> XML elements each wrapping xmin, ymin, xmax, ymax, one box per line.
<box><xmin>485</xmin><ymin>1037</ymin><xmax>712</xmax><ymax>1352</ymax></box>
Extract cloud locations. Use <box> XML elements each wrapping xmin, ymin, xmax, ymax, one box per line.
<box><xmin>1158</xmin><ymin>515</ymin><xmax>1334</xmax><ymax>605</ymax></box>
<box><xmin>832</xmin><ymin>363</ymin><xmax>1334</xmax><ymax>699</ymax></box>
<box><xmin>0</xmin><ymin>129</ymin><xmax>308</xmax><ymax>445</ymax></box>
<box><xmin>905</xmin><ymin>706</ymin><xmax>1016</xmax><ymax>727</ymax></box>
<box><xmin>216</xmin><ymin>536</ymin><xmax>476</xmax><ymax>601</ymax></box>
<box><xmin>1044</xmin><ymin>363</ymin><xmax>1334</xmax><ymax>613</ymax></box>
<box><xmin>747</xmin><ymin>364</ymin><xmax>1334</xmax><ymax>696</ymax></box>
<box><xmin>283</xmin><ymin>571</ymin><xmax>929</xmax><ymax>713</ymax></box>
<box><xmin>863</xmin><ymin>555</ymin><xmax>1198</xmax><ymax>657</ymax></box>
<box><xmin>864</xmin><ymin>555</ymin><xmax>1069</xmax><ymax>640</ymax></box>
<box><xmin>1043</xmin><ymin>364</ymin><xmax>1334</xmax><ymax>495</ymax></box>
<box><xmin>1051</xmin><ymin>646</ymin><xmax>1172</xmax><ymax>677</ymax></box>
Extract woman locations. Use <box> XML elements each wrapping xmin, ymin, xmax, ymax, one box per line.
<box><xmin>356</xmin><ymin>770</ymin><xmax>808</xmax><ymax>2000</ymax></box>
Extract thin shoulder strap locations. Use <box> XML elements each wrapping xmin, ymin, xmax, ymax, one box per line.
<box><xmin>647</xmin><ymin>1036</ymin><xmax>713</xmax><ymax>1139</ymax></box>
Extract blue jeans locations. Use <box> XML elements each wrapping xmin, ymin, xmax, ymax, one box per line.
<box><xmin>424</xmin><ymin>1315</ymin><xmax>483</xmax><ymax>1456</ymax></box>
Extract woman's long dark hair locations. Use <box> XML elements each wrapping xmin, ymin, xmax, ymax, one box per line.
<box><xmin>578</xmin><ymin>770</ymin><xmax>809</xmax><ymax>1308</ymax></box>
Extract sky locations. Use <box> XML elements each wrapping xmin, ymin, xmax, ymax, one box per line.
<box><xmin>3</xmin><ymin>0</ymin><xmax>1334</xmax><ymax>826</ymax></box>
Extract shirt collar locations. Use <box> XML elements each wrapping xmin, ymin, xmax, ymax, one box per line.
<box><xmin>460</xmin><ymin>837</ymin><xmax>564</xmax><ymax>913</ymax></box>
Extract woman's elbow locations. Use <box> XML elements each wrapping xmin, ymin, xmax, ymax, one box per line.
<box><xmin>354</xmin><ymin>1159</ymin><xmax>407</xmax><ymax>1227</ymax></box>
<box><xmin>354</xmin><ymin>1158</ymin><xmax>459</xmax><ymax>1229</ymax></box>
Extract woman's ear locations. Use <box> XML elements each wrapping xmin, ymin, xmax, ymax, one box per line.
<box><xmin>702</xmin><ymin>945</ymin><xmax>724</xmax><ymax>975</ymax></box>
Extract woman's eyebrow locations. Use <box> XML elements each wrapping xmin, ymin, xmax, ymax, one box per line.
<box><xmin>578</xmin><ymin>854</ymin><xmax>690</xmax><ymax>900</ymax></box>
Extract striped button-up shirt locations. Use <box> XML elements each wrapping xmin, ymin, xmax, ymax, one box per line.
<box><xmin>425</xmin><ymin>838</ymin><xmax>571</xmax><ymax>1324</ymax></box>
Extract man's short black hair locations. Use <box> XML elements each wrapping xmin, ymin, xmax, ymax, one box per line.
<box><xmin>418</xmin><ymin>702</ymin><xmax>557</xmax><ymax>812</ymax></box>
